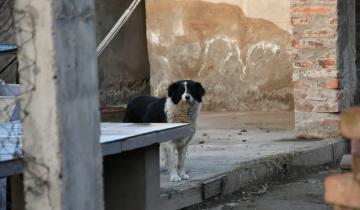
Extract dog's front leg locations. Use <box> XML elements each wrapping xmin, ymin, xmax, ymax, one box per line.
<box><xmin>177</xmin><ymin>144</ymin><xmax>189</xmax><ymax>180</ymax></box>
<box><xmin>162</xmin><ymin>142</ymin><xmax>181</xmax><ymax>182</ymax></box>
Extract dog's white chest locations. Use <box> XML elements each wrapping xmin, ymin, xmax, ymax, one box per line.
<box><xmin>166</xmin><ymin>101</ymin><xmax>192</xmax><ymax>123</ymax></box>
<box><xmin>164</xmin><ymin>97</ymin><xmax>201</xmax><ymax>126</ymax></box>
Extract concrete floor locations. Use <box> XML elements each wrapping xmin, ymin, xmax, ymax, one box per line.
<box><xmin>159</xmin><ymin>112</ymin><xmax>345</xmax><ymax>210</ymax></box>
<box><xmin>197</xmin><ymin>111</ymin><xmax>294</xmax><ymax>130</ymax></box>
<box><xmin>161</xmin><ymin>111</ymin><xmax>305</xmax><ymax>187</ymax></box>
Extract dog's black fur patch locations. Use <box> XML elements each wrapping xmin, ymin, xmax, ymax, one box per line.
<box><xmin>123</xmin><ymin>80</ymin><xmax>205</xmax><ymax>123</ymax></box>
<box><xmin>123</xmin><ymin>96</ymin><xmax>167</xmax><ymax>123</ymax></box>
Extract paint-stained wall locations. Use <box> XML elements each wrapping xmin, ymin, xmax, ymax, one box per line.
<box><xmin>146</xmin><ymin>0</ymin><xmax>293</xmax><ymax>111</ymax></box>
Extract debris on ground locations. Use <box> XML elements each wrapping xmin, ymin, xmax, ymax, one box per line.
<box><xmin>252</xmin><ymin>184</ymin><xmax>269</xmax><ymax>196</ymax></box>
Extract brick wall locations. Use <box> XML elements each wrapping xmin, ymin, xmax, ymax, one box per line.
<box><xmin>291</xmin><ymin>0</ymin><xmax>356</xmax><ymax>138</ymax></box>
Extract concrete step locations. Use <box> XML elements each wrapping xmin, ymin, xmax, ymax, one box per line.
<box><xmin>160</xmin><ymin>133</ymin><xmax>347</xmax><ymax>210</ymax></box>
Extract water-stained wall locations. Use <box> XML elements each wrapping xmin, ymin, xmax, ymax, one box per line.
<box><xmin>146</xmin><ymin>0</ymin><xmax>293</xmax><ymax>111</ymax></box>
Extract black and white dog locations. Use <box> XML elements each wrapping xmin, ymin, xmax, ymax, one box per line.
<box><xmin>123</xmin><ymin>80</ymin><xmax>205</xmax><ymax>182</ymax></box>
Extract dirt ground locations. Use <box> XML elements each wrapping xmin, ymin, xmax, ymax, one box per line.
<box><xmin>186</xmin><ymin>166</ymin><xmax>340</xmax><ymax>210</ymax></box>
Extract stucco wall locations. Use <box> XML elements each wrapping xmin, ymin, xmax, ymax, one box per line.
<box><xmin>146</xmin><ymin>0</ymin><xmax>293</xmax><ymax>111</ymax></box>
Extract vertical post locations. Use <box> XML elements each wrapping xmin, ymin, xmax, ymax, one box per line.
<box><xmin>14</xmin><ymin>0</ymin><xmax>104</xmax><ymax>210</ymax></box>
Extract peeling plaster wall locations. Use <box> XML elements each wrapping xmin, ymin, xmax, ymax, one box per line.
<box><xmin>205</xmin><ymin>0</ymin><xmax>292</xmax><ymax>33</ymax></box>
<box><xmin>146</xmin><ymin>0</ymin><xmax>293</xmax><ymax>111</ymax></box>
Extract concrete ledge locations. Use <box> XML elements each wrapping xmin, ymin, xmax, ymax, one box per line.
<box><xmin>160</xmin><ymin>138</ymin><xmax>346</xmax><ymax>210</ymax></box>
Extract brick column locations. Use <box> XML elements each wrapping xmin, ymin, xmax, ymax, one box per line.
<box><xmin>291</xmin><ymin>0</ymin><xmax>356</xmax><ymax>138</ymax></box>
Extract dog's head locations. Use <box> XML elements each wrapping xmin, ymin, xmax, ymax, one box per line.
<box><xmin>168</xmin><ymin>80</ymin><xmax>205</xmax><ymax>104</ymax></box>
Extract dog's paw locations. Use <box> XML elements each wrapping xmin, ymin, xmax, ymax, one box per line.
<box><xmin>180</xmin><ymin>173</ymin><xmax>189</xmax><ymax>180</ymax></box>
<box><xmin>170</xmin><ymin>175</ymin><xmax>182</xmax><ymax>182</ymax></box>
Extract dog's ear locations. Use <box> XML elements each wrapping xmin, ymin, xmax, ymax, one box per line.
<box><xmin>195</xmin><ymin>82</ymin><xmax>205</xmax><ymax>97</ymax></box>
<box><xmin>168</xmin><ymin>82</ymin><xmax>177</xmax><ymax>97</ymax></box>
<box><xmin>191</xmin><ymin>82</ymin><xmax>205</xmax><ymax>103</ymax></box>
<box><xmin>168</xmin><ymin>82</ymin><xmax>182</xmax><ymax>104</ymax></box>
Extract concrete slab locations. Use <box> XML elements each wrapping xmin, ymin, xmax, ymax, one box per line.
<box><xmin>340</xmin><ymin>154</ymin><xmax>351</xmax><ymax>170</ymax></box>
<box><xmin>160</xmin><ymin>112</ymin><xmax>347</xmax><ymax>210</ymax></box>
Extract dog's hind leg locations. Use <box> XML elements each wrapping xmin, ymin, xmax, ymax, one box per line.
<box><xmin>162</xmin><ymin>142</ymin><xmax>181</xmax><ymax>182</ymax></box>
<box><xmin>177</xmin><ymin>144</ymin><xmax>189</xmax><ymax>180</ymax></box>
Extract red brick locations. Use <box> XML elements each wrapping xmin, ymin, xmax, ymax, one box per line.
<box><xmin>291</xmin><ymin>6</ymin><xmax>333</xmax><ymax>15</ymax></box>
<box><xmin>291</xmin><ymin>53</ymin><xmax>300</xmax><ymax>61</ymax></box>
<box><xmin>314</xmin><ymin>102</ymin><xmax>339</xmax><ymax>112</ymax></box>
<box><xmin>291</xmin><ymin>17</ymin><xmax>312</xmax><ymax>26</ymax></box>
<box><xmin>293</xmin><ymin>38</ymin><xmax>336</xmax><ymax>49</ymax></box>
<box><xmin>291</xmin><ymin>0</ymin><xmax>310</xmax><ymax>4</ymax></box>
<box><xmin>292</xmin><ymin>39</ymin><xmax>324</xmax><ymax>48</ymax></box>
<box><xmin>294</xmin><ymin>69</ymin><xmax>339</xmax><ymax>79</ymax></box>
<box><xmin>293</xmin><ymin>60</ymin><xmax>314</xmax><ymax>68</ymax></box>
<box><xmin>319</xmin><ymin>59</ymin><xmax>336</xmax><ymax>68</ymax></box>
<box><xmin>319</xmin><ymin>79</ymin><xmax>340</xmax><ymax>89</ymax></box>
<box><xmin>305</xmin><ymin>89</ymin><xmax>339</xmax><ymax>101</ymax></box>
<box><xmin>319</xmin><ymin>0</ymin><xmax>337</xmax><ymax>3</ymax></box>
<box><xmin>295</xmin><ymin>102</ymin><xmax>314</xmax><ymax>112</ymax></box>
<box><xmin>294</xmin><ymin>91</ymin><xmax>307</xmax><ymax>99</ymax></box>
<box><xmin>319</xmin><ymin>49</ymin><xmax>336</xmax><ymax>59</ymax></box>
<box><xmin>294</xmin><ymin>29</ymin><xmax>336</xmax><ymax>38</ymax></box>
<box><xmin>292</xmin><ymin>0</ymin><xmax>336</xmax><ymax>4</ymax></box>
<box><xmin>318</xmin><ymin>0</ymin><xmax>338</xmax><ymax>2</ymax></box>
<box><xmin>321</xmin><ymin>118</ymin><xmax>340</xmax><ymax>126</ymax></box>
<box><xmin>293</xmin><ymin>81</ymin><xmax>303</xmax><ymax>89</ymax></box>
